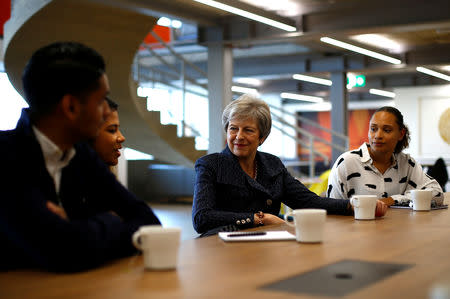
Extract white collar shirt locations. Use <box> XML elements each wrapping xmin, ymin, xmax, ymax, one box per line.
<box><xmin>32</xmin><ymin>126</ymin><xmax>76</xmax><ymax>195</ymax></box>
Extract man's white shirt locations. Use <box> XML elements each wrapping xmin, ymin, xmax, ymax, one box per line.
<box><xmin>32</xmin><ymin>126</ymin><xmax>76</xmax><ymax>195</ymax></box>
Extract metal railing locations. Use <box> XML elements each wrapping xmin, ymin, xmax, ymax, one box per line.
<box><xmin>269</xmin><ymin>104</ymin><xmax>349</xmax><ymax>151</ymax></box>
<box><xmin>269</xmin><ymin>104</ymin><xmax>349</xmax><ymax>177</ymax></box>
<box><xmin>138</xmin><ymin>32</ymin><xmax>208</xmax><ymax>137</ymax></box>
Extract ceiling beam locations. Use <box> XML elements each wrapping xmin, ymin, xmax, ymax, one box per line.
<box><xmin>205</xmin><ymin>0</ymin><xmax>296</xmax><ymax>29</ymax></box>
<box><xmin>92</xmin><ymin>0</ymin><xmax>296</xmax><ymax>30</ymax></box>
<box><xmin>406</xmin><ymin>44</ymin><xmax>450</xmax><ymax>66</ymax></box>
<box><xmin>138</xmin><ymin>53</ymin><xmax>397</xmax><ymax>80</ymax></box>
<box><xmin>300</xmin><ymin>0</ymin><xmax>450</xmax><ymax>34</ymax></box>
<box><xmin>90</xmin><ymin>0</ymin><xmax>219</xmax><ymax>26</ymax></box>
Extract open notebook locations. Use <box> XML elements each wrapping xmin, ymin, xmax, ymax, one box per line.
<box><xmin>219</xmin><ymin>231</ymin><xmax>296</xmax><ymax>242</ymax></box>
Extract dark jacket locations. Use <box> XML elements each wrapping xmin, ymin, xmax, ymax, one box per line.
<box><xmin>192</xmin><ymin>147</ymin><xmax>351</xmax><ymax>234</ymax></box>
<box><xmin>0</xmin><ymin>109</ymin><xmax>160</xmax><ymax>272</ymax></box>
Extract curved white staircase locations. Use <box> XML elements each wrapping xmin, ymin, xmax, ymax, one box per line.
<box><xmin>3</xmin><ymin>0</ymin><xmax>206</xmax><ymax>167</ymax></box>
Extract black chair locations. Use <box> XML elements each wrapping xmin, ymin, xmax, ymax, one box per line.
<box><xmin>427</xmin><ymin>158</ymin><xmax>448</xmax><ymax>192</ymax></box>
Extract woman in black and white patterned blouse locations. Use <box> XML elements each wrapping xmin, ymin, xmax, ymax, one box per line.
<box><xmin>328</xmin><ymin>106</ymin><xmax>444</xmax><ymax>206</ymax></box>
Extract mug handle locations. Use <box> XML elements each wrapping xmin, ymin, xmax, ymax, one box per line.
<box><xmin>132</xmin><ymin>230</ymin><xmax>142</xmax><ymax>250</ymax></box>
<box><xmin>350</xmin><ymin>197</ymin><xmax>359</xmax><ymax>208</ymax></box>
<box><xmin>284</xmin><ymin>210</ymin><xmax>295</xmax><ymax>227</ymax></box>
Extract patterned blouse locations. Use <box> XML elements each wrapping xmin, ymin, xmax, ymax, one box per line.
<box><xmin>327</xmin><ymin>143</ymin><xmax>444</xmax><ymax>205</ymax></box>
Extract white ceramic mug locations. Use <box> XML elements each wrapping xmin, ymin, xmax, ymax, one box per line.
<box><xmin>350</xmin><ymin>195</ymin><xmax>378</xmax><ymax>220</ymax></box>
<box><xmin>284</xmin><ymin>209</ymin><xmax>327</xmax><ymax>243</ymax></box>
<box><xmin>132</xmin><ymin>225</ymin><xmax>181</xmax><ymax>270</ymax></box>
<box><xmin>407</xmin><ymin>190</ymin><xmax>432</xmax><ymax>211</ymax></box>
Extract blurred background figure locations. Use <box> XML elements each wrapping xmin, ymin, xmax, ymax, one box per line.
<box><xmin>427</xmin><ymin>157</ymin><xmax>448</xmax><ymax>192</ymax></box>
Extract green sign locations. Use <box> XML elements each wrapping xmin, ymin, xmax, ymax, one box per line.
<box><xmin>347</xmin><ymin>74</ymin><xmax>366</xmax><ymax>88</ymax></box>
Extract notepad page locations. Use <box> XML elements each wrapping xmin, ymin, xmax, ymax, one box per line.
<box><xmin>219</xmin><ymin>231</ymin><xmax>296</xmax><ymax>242</ymax></box>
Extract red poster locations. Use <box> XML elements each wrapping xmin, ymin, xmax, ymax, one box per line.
<box><xmin>0</xmin><ymin>0</ymin><xmax>11</xmax><ymax>37</ymax></box>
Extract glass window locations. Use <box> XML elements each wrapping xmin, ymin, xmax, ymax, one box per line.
<box><xmin>138</xmin><ymin>85</ymin><xmax>209</xmax><ymax>150</ymax></box>
<box><xmin>0</xmin><ymin>72</ymin><xmax>28</xmax><ymax>130</ymax></box>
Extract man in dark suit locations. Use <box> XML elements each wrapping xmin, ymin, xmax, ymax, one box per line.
<box><xmin>0</xmin><ymin>42</ymin><xmax>160</xmax><ymax>272</ymax></box>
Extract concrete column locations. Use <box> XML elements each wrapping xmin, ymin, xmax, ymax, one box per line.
<box><xmin>330</xmin><ymin>71</ymin><xmax>348</xmax><ymax>163</ymax></box>
<box><xmin>207</xmin><ymin>43</ymin><xmax>233</xmax><ymax>154</ymax></box>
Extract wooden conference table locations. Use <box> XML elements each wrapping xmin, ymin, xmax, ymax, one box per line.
<box><xmin>1</xmin><ymin>208</ymin><xmax>450</xmax><ymax>299</ymax></box>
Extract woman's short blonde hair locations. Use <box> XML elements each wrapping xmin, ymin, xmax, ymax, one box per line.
<box><xmin>222</xmin><ymin>94</ymin><xmax>272</xmax><ymax>141</ymax></box>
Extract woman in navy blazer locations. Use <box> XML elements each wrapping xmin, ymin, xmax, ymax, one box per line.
<box><xmin>192</xmin><ymin>94</ymin><xmax>387</xmax><ymax>235</ymax></box>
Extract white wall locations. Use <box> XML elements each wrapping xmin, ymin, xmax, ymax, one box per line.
<box><xmin>395</xmin><ymin>84</ymin><xmax>450</xmax><ymax>165</ymax></box>
<box><xmin>0</xmin><ymin>72</ymin><xmax>29</xmax><ymax>130</ymax></box>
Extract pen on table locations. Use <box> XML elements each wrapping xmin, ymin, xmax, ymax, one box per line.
<box><xmin>227</xmin><ymin>232</ymin><xmax>267</xmax><ymax>237</ymax></box>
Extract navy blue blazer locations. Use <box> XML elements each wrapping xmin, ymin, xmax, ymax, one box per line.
<box><xmin>192</xmin><ymin>147</ymin><xmax>351</xmax><ymax>234</ymax></box>
<box><xmin>0</xmin><ymin>109</ymin><xmax>160</xmax><ymax>272</ymax></box>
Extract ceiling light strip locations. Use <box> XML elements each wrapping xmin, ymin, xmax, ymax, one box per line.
<box><xmin>293</xmin><ymin>74</ymin><xmax>332</xmax><ymax>86</ymax></box>
<box><xmin>232</xmin><ymin>86</ymin><xmax>259</xmax><ymax>94</ymax></box>
<box><xmin>280</xmin><ymin>92</ymin><xmax>323</xmax><ymax>103</ymax></box>
<box><xmin>193</xmin><ymin>0</ymin><xmax>296</xmax><ymax>32</ymax></box>
<box><xmin>416</xmin><ymin>67</ymin><xmax>450</xmax><ymax>81</ymax></box>
<box><xmin>369</xmin><ymin>89</ymin><xmax>395</xmax><ymax>98</ymax></box>
<box><xmin>235</xmin><ymin>77</ymin><xmax>262</xmax><ymax>86</ymax></box>
<box><xmin>320</xmin><ymin>37</ymin><xmax>401</xmax><ymax>65</ymax></box>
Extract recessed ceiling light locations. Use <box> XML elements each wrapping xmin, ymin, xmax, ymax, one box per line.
<box><xmin>416</xmin><ymin>67</ymin><xmax>450</xmax><ymax>81</ymax></box>
<box><xmin>193</xmin><ymin>0</ymin><xmax>296</xmax><ymax>32</ymax></box>
<box><xmin>157</xmin><ymin>17</ymin><xmax>171</xmax><ymax>27</ymax></box>
<box><xmin>171</xmin><ymin>20</ymin><xmax>183</xmax><ymax>29</ymax></box>
<box><xmin>369</xmin><ymin>89</ymin><xmax>395</xmax><ymax>98</ymax></box>
<box><xmin>320</xmin><ymin>37</ymin><xmax>402</xmax><ymax>65</ymax></box>
<box><xmin>292</xmin><ymin>74</ymin><xmax>332</xmax><ymax>86</ymax></box>
<box><xmin>280</xmin><ymin>92</ymin><xmax>324</xmax><ymax>103</ymax></box>
<box><xmin>157</xmin><ymin>17</ymin><xmax>183</xmax><ymax>28</ymax></box>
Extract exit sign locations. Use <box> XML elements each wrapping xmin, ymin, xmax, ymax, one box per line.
<box><xmin>347</xmin><ymin>74</ymin><xmax>366</xmax><ymax>88</ymax></box>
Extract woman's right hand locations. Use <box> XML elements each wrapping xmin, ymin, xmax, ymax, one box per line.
<box><xmin>261</xmin><ymin>213</ymin><xmax>285</xmax><ymax>225</ymax></box>
<box><xmin>379</xmin><ymin>197</ymin><xmax>395</xmax><ymax>206</ymax></box>
<box><xmin>375</xmin><ymin>200</ymin><xmax>388</xmax><ymax>217</ymax></box>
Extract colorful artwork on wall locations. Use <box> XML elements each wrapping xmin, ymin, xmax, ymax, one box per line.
<box><xmin>438</xmin><ymin>107</ymin><xmax>450</xmax><ymax>145</ymax></box>
<box><xmin>419</xmin><ymin>97</ymin><xmax>450</xmax><ymax>157</ymax></box>
<box><xmin>297</xmin><ymin>109</ymin><xmax>376</xmax><ymax>161</ymax></box>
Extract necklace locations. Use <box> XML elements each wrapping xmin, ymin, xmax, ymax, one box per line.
<box><xmin>253</xmin><ymin>161</ymin><xmax>258</xmax><ymax>180</ymax></box>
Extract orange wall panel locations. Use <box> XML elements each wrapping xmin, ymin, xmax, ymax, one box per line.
<box><xmin>297</xmin><ymin>109</ymin><xmax>376</xmax><ymax>162</ymax></box>
<box><xmin>141</xmin><ymin>25</ymin><xmax>171</xmax><ymax>50</ymax></box>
